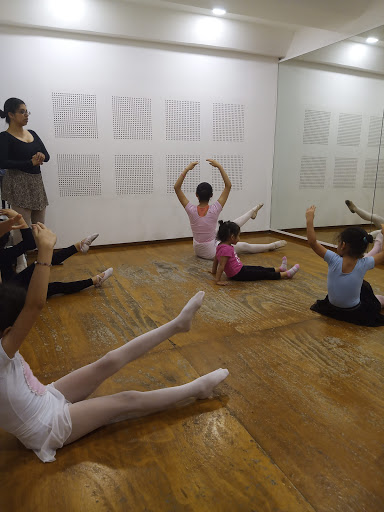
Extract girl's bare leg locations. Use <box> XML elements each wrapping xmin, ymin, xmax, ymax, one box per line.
<box><xmin>54</xmin><ymin>292</ymin><xmax>205</xmax><ymax>403</ymax></box>
<box><xmin>64</xmin><ymin>369</ymin><xmax>229</xmax><ymax>444</ymax></box>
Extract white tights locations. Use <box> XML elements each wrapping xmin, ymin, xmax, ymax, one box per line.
<box><xmin>233</xmin><ymin>207</ymin><xmax>283</xmax><ymax>255</ymax></box>
<box><xmin>348</xmin><ymin>203</ymin><xmax>384</xmax><ymax>230</ymax></box>
<box><xmin>52</xmin><ymin>292</ymin><xmax>228</xmax><ymax>445</ymax></box>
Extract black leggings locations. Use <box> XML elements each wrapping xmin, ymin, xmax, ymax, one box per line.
<box><xmin>10</xmin><ymin>245</ymin><xmax>93</xmax><ymax>298</ymax></box>
<box><xmin>230</xmin><ymin>265</ymin><xmax>281</xmax><ymax>281</ymax></box>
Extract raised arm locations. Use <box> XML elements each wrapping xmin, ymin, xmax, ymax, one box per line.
<box><xmin>174</xmin><ymin>161</ymin><xmax>199</xmax><ymax>208</ymax></box>
<box><xmin>373</xmin><ymin>224</ymin><xmax>384</xmax><ymax>266</ymax></box>
<box><xmin>0</xmin><ymin>209</ymin><xmax>35</xmax><ymax>261</ymax></box>
<box><xmin>207</xmin><ymin>159</ymin><xmax>231</xmax><ymax>208</ymax></box>
<box><xmin>306</xmin><ymin>205</ymin><xmax>327</xmax><ymax>259</ymax></box>
<box><xmin>1</xmin><ymin>223</ymin><xmax>56</xmax><ymax>358</ymax></box>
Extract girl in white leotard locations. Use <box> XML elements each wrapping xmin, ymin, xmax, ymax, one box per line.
<box><xmin>174</xmin><ymin>159</ymin><xmax>286</xmax><ymax>260</ymax></box>
<box><xmin>0</xmin><ymin>222</ymin><xmax>228</xmax><ymax>462</ymax></box>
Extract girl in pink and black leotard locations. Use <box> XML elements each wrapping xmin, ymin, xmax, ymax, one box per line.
<box><xmin>174</xmin><ymin>159</ymin><xmax>286</xmax><ymax>260</ymax></box>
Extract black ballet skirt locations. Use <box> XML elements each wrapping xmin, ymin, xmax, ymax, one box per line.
<box><xmin>310</xmin><ymin>280</ymin><xmax>384</xmax><ymax>327</ymax></box>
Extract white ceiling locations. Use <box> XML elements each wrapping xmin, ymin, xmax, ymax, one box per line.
<box><xmin>124</xmin><ymin>0</ymin><xmax>379</xmax><ymax>30</ymax></box>
<box><xmin>0</xmin><ymin>0</ymin><xmax>383</xmax><ymax>60</ymax></box>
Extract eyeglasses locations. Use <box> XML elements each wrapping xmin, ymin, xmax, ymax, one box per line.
<box><xmin>16</xmin><ymin>110</ymin><xmax>31</xmax><ymax>116</ymax></box>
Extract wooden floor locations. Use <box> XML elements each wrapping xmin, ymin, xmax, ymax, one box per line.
<box><xmin>1</xmin><ymin>233</ymin><xmax>383</xmax><ymax>512</ymax></box>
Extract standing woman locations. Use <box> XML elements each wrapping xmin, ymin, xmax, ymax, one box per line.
<box><xmin>0</xmin><ymin>98</ymin><xmax>49</xmax><ymax>271</ymax></box>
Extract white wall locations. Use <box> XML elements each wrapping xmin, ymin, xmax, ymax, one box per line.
<box><xmin>0</xmin><ymin>28</ymin><xmax>278</xmax><ymax>247</ymax></box>
<box><xmin>271</xmin><ymin>61</ymin><xmax>384</xmax><ymax>229</ymax></box>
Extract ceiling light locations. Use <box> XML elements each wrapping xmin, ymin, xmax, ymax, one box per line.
<box><xmin>366</xmin><ymin>37</ymin><xmax>379</xmax><ymax>44</ymax></box>
<box><xmin>212</xmin><ymin>8</ymin><xmax>226</xmax><ymax>16</ymax></box>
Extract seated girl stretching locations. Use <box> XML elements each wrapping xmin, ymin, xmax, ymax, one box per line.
<box><xmin>0</xmin><ymin>208</ymin><xmax>112</xmax><ymax>296</ymax></box>
<box><xmin>0</xmin><ymin>222</ymin><xmax>229</xmax><ymax>462</ymax></box>
<box><xmin>174</xmin><ymin>159</ymin><xmax>286</xmax><ymax>260</ymax></box>
<box><xmin>306</xmin><ymin>205</ymin><xmax>384</xmax><ymax>326</ymax></box>
<box><xmin>212</xmin><ymin>220</ymin><xmax>299</xmax><ymax>285</ymax></box>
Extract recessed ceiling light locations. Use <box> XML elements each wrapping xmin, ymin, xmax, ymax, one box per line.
<box><xmin>212</xmin><ymin>8</ymin><xmax>226</xmax><ymax>16</ymax></box>
<box><xmin>366</xmin><ymin>37</ymin><xmax>379</xmax><ymax>44</ymax></box>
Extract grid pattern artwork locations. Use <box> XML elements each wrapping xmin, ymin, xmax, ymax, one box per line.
<box><xmin>303</xmin><ymin>109</ymin><xmax>331</xmax><ymax>145</ymax></box>
<box><xmin>52</xmin><ymin>93</ymin><xmax>98</xmax><ymax>138</ymax></box>
<box><xmin>115</xmin><ymin>155</ymin><xmax>154</xmax><ymax>195</ymax></box>
<box><xmin>165</xmin><ymin>100</ymin><xmax>200</xmax><ymax>141</ymax></box>
<box><xmin>333</xmin><ymin>157</ymin><xmax>358</xmax><ymax>188</ymax></box>
<box><xmin>166</xmin><ymin>155</ymin><xmax>201</xmax><ymax>194</ymax></box>
<box><xmin>299</xmin><ymin>156</ymin><xmax>326</xmax><ymax>189</ymax></box>
<box><xmin>112</xmin><ymin>96</ymin><xmax>152</xmax><ymax>140</ymax></box>
<box><xmin>211</xmin><ymin>155</ymin><xmax>243</xmax><ymax>191</ymax></box>
<box><xmin>336</xmin><ymin>113</ymin><xmax>362</xmax><ymax>146</ymax></box>
<box><xmin>363</xmin><ymin>158</ymin><xmax>384</xmax><ymax>189</ymax></box>
<box><xmin>213</xmin><ymin>103</ymin><xmax>245</xmax><ymax>142</ymax></box>
<box><xmin>57</xmin><ymin>154</ymin><xmax>101</xmax><ymax>197</ymax></box>
<box><xmin>367</xmin><ymin>116</ymin><xmax>384</xmax><ymax>148</ymax></box>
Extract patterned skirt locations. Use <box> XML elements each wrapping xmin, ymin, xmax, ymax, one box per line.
<box><xmin>2</xmin><ymin>169</ymin><xmax>49</xmax><ymax>210</ymax></box>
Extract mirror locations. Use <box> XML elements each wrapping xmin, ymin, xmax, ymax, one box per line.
<box><xmin>271</xmin><ymin>25</ymin><xmax>384</xmax><ymax>248</ymax></box>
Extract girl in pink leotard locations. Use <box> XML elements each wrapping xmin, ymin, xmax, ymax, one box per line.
<box><xmin>174</xmin><ymin>159</ymin><xmax>286</xmax><ymax>260</ymax></box>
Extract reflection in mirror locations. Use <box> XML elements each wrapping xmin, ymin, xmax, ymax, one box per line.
<box><xmin>271</xmin><ymin>25</ymin><xmax>384</xmax><ymax>252</ymax></box>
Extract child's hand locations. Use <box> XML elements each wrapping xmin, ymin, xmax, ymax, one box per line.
<box><xmin>306</xmin><ymin>205</ymin><xmax>316</xmax><ymax>220</ymax></box>
<box><xmin>206</xmin><ymin>159</ymin><xmax>222</xmax><ymax>169</ymax></box>
<box><xmin>216</xmin><ymin>281</ymin><xmax>229</xmax><ymax>286</ymax></box>
<box><xmin>185</xmin><ymin>161</ymin><xmax>199</xmax><ymax>172</ymax></box>
<box><xmin>0</xmin><ymin>208</ymin><xmax>20</xmax><ymax>219</ymax></box>
<box><xmin>32</xmin><ymin>223</ymin><xmax>57</xmax><ymax>250</ymax></box>
<box><xmin>0</xmin><ymin>209</ymin><xmax>28</xmax><ymax>229</ymax></box>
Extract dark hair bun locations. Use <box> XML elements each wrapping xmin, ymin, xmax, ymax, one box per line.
<box><xmin>0</xmin><ymin>110</ymin><xmax>6</xmax><ymax>119</ymax></box>
<box><xmin>367</xmin><ymin>234</ymin><xmax>374</xmax><ymax>244</ymax></box>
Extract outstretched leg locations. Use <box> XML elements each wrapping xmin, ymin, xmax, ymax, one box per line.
<box><xmin>54</xmin><ymin>292</ymin><xmax>205</xmax><ymax>403</ymax></box>
<box><xmin>64</xmin><ymin>368</ymin><xmax>229</xmax><ymax>444</ymax></box>
<box><xmin>234</xmin><ymin>240</ymin><xmax>287</xmax><ymax>254</ymax></box>
<box><xmin>51</xmin><ymin>234</ymin><xmax>99</xmax><ymax>265</ymax></box>
<box><xmin>233</xmin><ymin>204</ymin><xmax>263</xmax><ymax>227</ymax></box>
<box><xmin>345</xmin><ymin>200</ymin><xmax>384</xmax><ymax>229</ymax></box>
